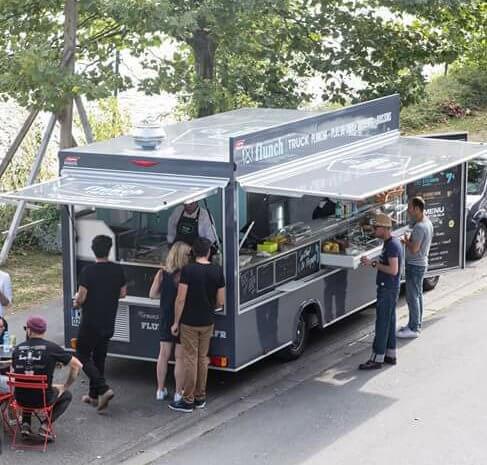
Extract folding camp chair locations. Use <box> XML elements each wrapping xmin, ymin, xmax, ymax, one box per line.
<box><xmin>7</xmin><ymin>372</ymin><xmax>55</xmax><ymax>452</ymax></box>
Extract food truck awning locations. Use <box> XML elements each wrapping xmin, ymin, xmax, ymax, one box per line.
<box><xmin>238</xmin><ymin>136</ymin><xmax>487</xmax><ymax>200</ymax></box>
<box><xmin>1</xmin><ymin>168</ymin><xmax>228</xmax><ymax>212</ymax></box>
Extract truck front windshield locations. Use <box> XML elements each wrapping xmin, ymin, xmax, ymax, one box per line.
<box><xmin>468</xmin><ymin>160</ymin><xmax>487</xmax><ymax>195</ymax></box>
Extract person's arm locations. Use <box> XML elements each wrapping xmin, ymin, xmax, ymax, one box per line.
<box><xmin>403</xmin><ymin>224</ymin><xmax>425</xmax><ymax>255</ymax></box>
<box><xmin>149</xmin><ymin>270</ymin><xmax>163</xmax><ymax>299</ymax></box>
<box><xmin>376</xmin><ymin>256</ymin><xmax>399</xmax><ymax>276</ymax></box>
<box><xmin>200</xmin><ymin>209</ymin><xmax>217</xmax><ymax>243</ymax></box>
<box><xmin>63</xmin><ymin>356</ymin><xmax>82</xmax><ymax>390</ymax></box>
<box><xmin>167</xmin><ymin>207</ymin><xmax>181</xmax><ymax>244</ymax></box>
<box><xmin>216</xmin><ymin>287</ymin><xmax>225</xmax><ymax>308</ymax></box>
<box><xmin>73</xmin><ymin>285</ymin><xmax>88</xmax><ymax>308</ymax></box>
<box><xmin>171</xmin><ymin>283</ymin><xmax>188</xmax><ymax>336</ymax></box>
<box><xmin>0</xmin><ymin>274</ymin><xmax>13</xmax><ymax>306</ymax></box>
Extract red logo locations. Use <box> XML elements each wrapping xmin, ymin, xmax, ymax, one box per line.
<box><xmin>64</xmin><ymin>156</ymin><xmax>79</xmax><ymax>166</ymax></box>
<box><xmin>234</xmin><ymin>139</ymin><xmax>245</xmax><ymax>150</ymax></box>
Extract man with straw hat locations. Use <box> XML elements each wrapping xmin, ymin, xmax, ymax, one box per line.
<box><xmin>359</xmin><ymin>213</ymin><xmax>403</xmax><ymax>370</ymax></box>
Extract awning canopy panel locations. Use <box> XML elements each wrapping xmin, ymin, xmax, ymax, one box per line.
<box><xmin>239</xmin><ymin>136</ymin><xmax>487</xmax><ymax>200</ymax></box>
<box><xmin>1</xmin><ymin>168</ymin><xmax>227</xmax><ymax>212</ymax></box>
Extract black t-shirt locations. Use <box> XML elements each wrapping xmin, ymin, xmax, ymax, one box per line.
<box><xmin>79</xmin><ymin>262</ymin><xmax>126</xmax><ymax>337</ymax></box>
<box><xmin>180</xmin><ymin>262</ymin><xmax>225</xmax><ymax>326</ymax></box>
<box><xmin>12</xmin><ymin>338</ymin><xmax>72</xmax><ymax>406</ymax></box>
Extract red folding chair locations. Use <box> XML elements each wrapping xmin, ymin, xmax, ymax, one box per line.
<box><xmin>7</xmin><ymin>372</ymin><xmax>55</xmax><ymax>452</ymax></box>
<box><xmin>0</xmin><ymin>391</ymin><xmax>14</xmax><ymax>436</ymax></box>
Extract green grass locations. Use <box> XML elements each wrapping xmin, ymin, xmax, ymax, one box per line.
<box><xmin>3</xmin><ymin>248</ymin><xmax>62</xmax><ymax>314</ymax></box>
<box><xmin>405</xmin><ymin>108</ymin><xmax>487</xmax><ymax>141</ymax></box>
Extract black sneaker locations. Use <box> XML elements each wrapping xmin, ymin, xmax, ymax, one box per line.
<box><xmin>194</xmin><ymin>398</ymin><xmax>206</xmax><ymax>409</ymax></box>
<box><xmin>358</xmin><ymin>360</ymin><xmax>383</xmax><ymax>370</ymax></box>
<box><xmin>168</xmin><ymin>399</ymin><xmax>194</xmax><ymax>413</ymax></box>
<box><xmin>384</xmin><ymin>356</ymin><xmax>397</xmax><ymax>365</ymax></box>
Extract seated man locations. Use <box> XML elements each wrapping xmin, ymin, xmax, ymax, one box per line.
<box><xmin>12</xmin><ymin>316</ymin><xmax>82</xmax><ymax>440</ymax></box>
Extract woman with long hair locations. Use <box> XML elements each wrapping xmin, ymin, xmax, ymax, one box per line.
<box><xmin>149</xmin><ymin>241</ymin><xmax>191</xmax><ymax>401</ymax></box>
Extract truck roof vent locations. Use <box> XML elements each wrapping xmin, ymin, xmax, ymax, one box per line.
<box><xmin>132</xmin><ymin>117</ymin><xmax>166</xmax><ymax>150</ymax></box>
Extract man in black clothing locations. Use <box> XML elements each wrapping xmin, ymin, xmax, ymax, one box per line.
<box><xmin>12</xmin><ymin>315</ymin><xmax>82</xmax><ymax>439</ymax></box>
<box><xmin>169</xmin><ymin>237</ymin><xmax>225</xmax><ymax>413</ymax></box>
<box><xmin>74</xmin><ymin>235</ymin><xmax>126</xmax><ymax>411</ymax></box>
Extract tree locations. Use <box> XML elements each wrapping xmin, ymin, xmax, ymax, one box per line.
<box><xmin>119</xmin><ymin>0</ymin><xmax>458</xmax><ymax>115</ymax></box>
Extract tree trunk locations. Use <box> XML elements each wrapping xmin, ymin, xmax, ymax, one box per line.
<box><xmin>59</xmin><ymin>0</ymin><xmax>78</xmax><ymax>149</ymax></box>
<box><xmin>189</xmin><ymin>29</ymin><xmax>217</xmax><ymax>117</ymax></box>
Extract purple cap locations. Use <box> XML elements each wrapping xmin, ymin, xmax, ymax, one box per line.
<box><xmin>26</xmin><ymin>315</ymin><xmax>47</xmax><ymax>333</ymax></box>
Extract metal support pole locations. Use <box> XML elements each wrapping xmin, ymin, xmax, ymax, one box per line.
<box><xmin>74</xmin><ymin>95</ymin><xmax>94</xmax><ymax>143</ymax></box>
<box><xmin>0</xmin><ymin>110</ymin><xmax>39</xmax><ymax>179</ymax></box>
<box><xmin>0</xmin><ymin>113</ymin><xmax>57</xmax><ymax>265</ymax></box>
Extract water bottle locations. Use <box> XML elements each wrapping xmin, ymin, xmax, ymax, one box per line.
<box><xmin>3</xmin><ymin>330</ymin><xmax>10</xmax><ymax>352</ymax></box>
<box><xmin>335</xmin><ymin>200</ymin><xmax>342</xmax><ymax>218</ymax></box>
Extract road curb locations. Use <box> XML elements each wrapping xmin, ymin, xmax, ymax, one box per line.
<box><xmin>105</xmin><ymin>272</ymin><xmax>487</xmax><ymax>465</ymax></box>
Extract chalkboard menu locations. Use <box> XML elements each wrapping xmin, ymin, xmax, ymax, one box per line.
<box><xmin>297</xmin><ymin>242</ymin><xmax>321</xmax><ymax>278</ymax></box>
<box><xmin>257</xmin><ymin>262</ymin><xmax>275</xmax><ymax>291</ymax></box>
<box><xmin>407</xmin><ymin>164</ymin><xmax>465</xmax><ymax>272</ymax></box>
<box><xmin>240</xmin><ymin>267</ymin><xmax>258</xmax><ymax>303</ymax></box>
<box><xmin>275</xmin><ymin>252</ymin><xmax>297</xmax><ymax>284</ymax></box>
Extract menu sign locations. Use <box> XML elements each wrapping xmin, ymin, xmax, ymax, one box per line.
<box><xmin>407</xmin><ymin>164</ymin><xmax>465</xmax><ymax>272</ymax></box>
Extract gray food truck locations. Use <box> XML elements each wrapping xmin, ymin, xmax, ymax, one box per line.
<box><xmin>3</xmin><ymin>94</ymin><xmax>486</xmax><ymax>371</ymax></box>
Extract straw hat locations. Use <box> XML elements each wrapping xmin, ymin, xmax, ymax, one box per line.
<box><xmin>373</xmin><ymin>213</ymin><xmax>393</xmax><ymax>228</ymax></box>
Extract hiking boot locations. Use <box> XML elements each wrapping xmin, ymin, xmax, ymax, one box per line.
<box><xmin>168</xmin><ymin>399</ymin><xmax>194</xmax><ymax>413</ymax></box>
<box><xmin>97</xmin><ymin>389</ymin><xmax>114</xmax><ymax>411</ymax></box>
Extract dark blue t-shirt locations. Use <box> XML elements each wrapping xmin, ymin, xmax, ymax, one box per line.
<box><xmin>376</xmin><ymin>237</ymin><xmax>402</xmax><ymax>289</ymax></box>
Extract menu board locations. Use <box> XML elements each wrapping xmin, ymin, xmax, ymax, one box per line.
<box><xmin>297</xmin><ymin>241</ymin><xmax>321</xmax><ymax>278</ymax></box>
<box><xmin>407</xmin><ymin>164</ymin><xmax>465</xmax><ymax>272</ymax></box>
<box><xmin>275</xmin><ymin>252</ymin><xmax>297</xmax><ymax>284</ymax></box>
<box><xmin>257</xmin><ymin>262</ymin><xmax>275</xmax><ymax>291</ymax></box>
<box><xmin>240</xmin><ymin>267</ymin><xmax>258</xmax><ymax>303</ymax></box>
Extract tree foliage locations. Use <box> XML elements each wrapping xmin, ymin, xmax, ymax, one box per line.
<box><xmin>0</xmin><ymin>0</ymin><xmax>484</xmax><ymax>117</ymax></box>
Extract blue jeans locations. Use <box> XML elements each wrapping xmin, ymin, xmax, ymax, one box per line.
<box><xmin>372</xmin><ymin>286</ymin><xmax>399</xmax><ymax>363</ymax></box>
<box><xmin>405</xmin><ymin>264</ymin><xmax>426</xmax><ymax>332</ymax></box>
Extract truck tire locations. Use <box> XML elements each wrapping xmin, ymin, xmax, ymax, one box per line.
<box><xmin>278</xmin><ymin>312</ymin><xmax>309</xmax><ymax>361</ymax></box>
<box><xmin>423</xmin><ymin>276</ymin><xmax>440</xmax><ymax>291</ymax></box>
<box><xmin>467</xmin><ymin>223</ymin><xmax>487</xmax><ymax>260</ymax></box>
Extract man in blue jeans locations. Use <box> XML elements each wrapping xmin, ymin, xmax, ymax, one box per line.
<box><xmin>397</xmin><ymin>196</ymin><xmax>433</xmax><ymax>339</ymax></box>
<box><xmin>359</xmin><ymin>213</ymin><xmax>403</xmax><ymax>370</ymax></box>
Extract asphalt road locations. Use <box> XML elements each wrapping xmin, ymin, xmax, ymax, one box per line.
<box><xmin>154</xmin><ymin>288</ymin><xmax>487</xmax><ymax>465</ymax></box>
<box><xmin>1</xmin><ymin>256</ymin><xmax>487</xmax><ymax>464</ymax></box>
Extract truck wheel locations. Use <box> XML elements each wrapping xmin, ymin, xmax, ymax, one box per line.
<box><xmin>468</xmin><ymin>223</ymin><xmax>487</xmax><ymax>260</ymax></box>
<box><xmin>278</xmin><ymin>312</ymin><xmax>309</xmax><ymax>361</ymax></box>
<box><xmin>423</xmin><ymin>276</ymin><xmax>440</xmax><ymax>291</ymax></box>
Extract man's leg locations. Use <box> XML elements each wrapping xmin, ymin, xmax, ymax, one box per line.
<box><xmin>180</xmin><ymin>324</ymin><xmax>199</xmax><ymax>405</ymax></box>
<box><xmin>50</xmin><ymin>390</ymin><xmax>73</xmax><ymax>423</ymax></box>
<box><xmin>194</xmin><ymin>325</ymin><xmax>213</xmax><ymax>402</ymax></box>
<box><xmin>386</xmin><ymin>289</ymin><xmax>399</xmax><ymax>359</ymax></box>
<box><xmin>92</xmin><ymin>337</ymin><xmax>110</xmax><ymax>396</ymax></box>
<box><xmin>405</xmin><ymin>264</ymin><xmax>424</xmax><ymax>332</ymax></box>
<box><xmin>76</xmin><ymin>329</ymin><xmax>104</xmax><ymax>398</ymax></box>
<box><xmin>371</xmin><ymin>287</ymin><xmax>393</xmax><ymax>363</ymax></box>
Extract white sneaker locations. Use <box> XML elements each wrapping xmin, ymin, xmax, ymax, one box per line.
<box><xmin>174</xmin><ymin>392</ymin><xmax>182</xmax><ymax>402</ymax></box>
<box><xmin>156</xmin><ymin>388</ymin><xmax>168</xmax><ymax>400</ymax></box>
<box><xmin>396</xmin><ymin>327</ymin><xmax>419</xmax><ymax>338</ymax></box>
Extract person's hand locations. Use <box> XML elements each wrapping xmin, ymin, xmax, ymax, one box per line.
<box><xmin>171</xmin><ymin>323</ymin><xmax>179</xmax><ymax>336</ymax></box>
<box><xmin>361</xmin><ymin>256</ymin><xmax>372</xmax><ymax>267</ymax></box>
<box><xmin>401</xmin><ymin>233</ymin><xmax>410</xmax><ymax>244</ymax></box>
<box><xmin>53</xmin><ymin>384</ymin><xmax>65</xmax><ymax>397</ymax></box>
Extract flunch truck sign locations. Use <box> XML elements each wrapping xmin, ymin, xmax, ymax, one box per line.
<box><xmin>231</xmin><ymin>95</ymin><xmax>400</xmax><ymax>173</ymax></box>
